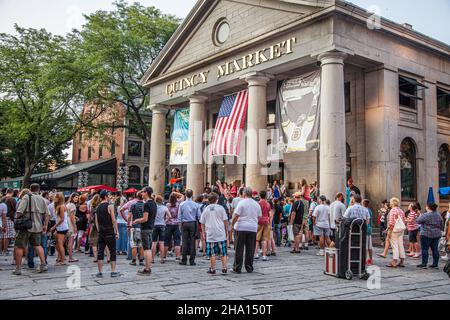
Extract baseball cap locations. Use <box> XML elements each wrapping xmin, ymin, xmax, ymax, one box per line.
<box><xmin>100</xmin><ymin>190</ymin><xmax>110</xmax><ymax>198</ymax></box>
<box><xmin>252</xmin><ymin>190</ymin><xmax>258</xmax><ymax>197</ymax></box>
<box><xmin>143</xmin><ymin>186</ymin><xmax>153</xmax><ymax>196</ymax></box>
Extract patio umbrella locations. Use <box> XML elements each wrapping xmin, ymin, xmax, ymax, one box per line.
<box><xmin>124</xmin><ymin>188</ymin><xmax>138</xmax><ymax>194</ymax></box>
<box><xmin>427</xmin><ymin>187</ymin><xmax>435</xmax><ymax>204</ymax></box>
<box><xmin>439</xmin><ymin>187</ymin><xmax>450</xmax><ymax>196</ymax></box>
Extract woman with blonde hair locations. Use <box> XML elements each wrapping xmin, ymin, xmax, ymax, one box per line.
<box><xmin>50</xmin><ymin>193</ymin><xmax>69</xmax><ymax>266</ymax></box>
<box><xmin>66</xmin><ymin>193</ymin><xmax>79</xmax><ymax>263</ymax></box>
<box><xmin>386</xmin><ymin>197</ymin><xmax>407</xmax><ymax>268</ymax></box>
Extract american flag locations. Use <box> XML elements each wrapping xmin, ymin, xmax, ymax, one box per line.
<box><xmin>211</xmin><ymin>90</ymin><xmax>249</xmax><ymax>156</ymax></box>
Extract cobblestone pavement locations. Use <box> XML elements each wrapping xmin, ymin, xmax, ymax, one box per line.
<box><xmin>0</xmin><ymin>244</ymin><xmax>449</xmax><ymax>300</ymax></box>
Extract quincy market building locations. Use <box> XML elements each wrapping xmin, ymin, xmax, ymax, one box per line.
<box><xmin>142</xmin><ymin>0</ymin><xmax>450</xmax><ymax>209</ymax></box>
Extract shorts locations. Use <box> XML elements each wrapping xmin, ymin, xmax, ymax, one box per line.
<box><xmin>256</xmin><ymin>224</ymin><xmax>271</xmax><ymax>242</ymax></box>
<box><xmin>206</xmin><ymin>241</ymin><xmax>228</xmax><ymax>257</ymax></box>
<box><xmin>0</xmin><ymin>218</ymin><xmax>15</xmax><ymax>239</ymax></box>
<box><xmin>141</xmin><ymin>229</ymin><xmax>152</xmax><ymax>250</ymax></box>
<box><xmin>308</xmin><ymin>219</ymin><xmax>314</xmax><ymax>232</ymax></box>
<box><xmin>14</xmin><ymin>231</ymin><xmax>42</xmax><ymax>248</ymax></box>
<box><xmin>89</xmin><ymin>228</ymin><xmax>99</xmax><ymax>247</ymax></box>
<box><xmin>408</xmin><ymin>229</ymin><xmax>419</xmax><ymax>243</ymax></box>
<box><xmin>57</xmin><ymin>230</ymin><xmax>68</xmax><ymax>235</ymax></box>
<box><xmin>130</xmin><ymin>228</ymin><xmax>142</xmax><ymax>248</ymax></box>
<box><xmin>366</xmin><ymin>235</ymin><xmax>373</xmax><ymax>250</ymax></box>
<box><xmin>152</xmin><ymin>225</ymin><xmax>166</xmax><ymax>242</ymax></box>
<box><xmin>313</xmin><ymin>226</ymin><xmax>330</xmax><ymax>237</ymax></box>
<box><xmin>293</xmin><ymin>224</ymin><xmax>302</xmax><ymax>237</ymax></box>
<box><xmin>164</xmin><ymin>224</ymin><xmax>181</xmax><ymax>246</ymax></box>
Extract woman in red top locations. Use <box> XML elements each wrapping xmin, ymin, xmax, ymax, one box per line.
<box><xmin>300</xmin><ymin>179</ymin><xmax>311</xmax><ymax>202</ymax></box>
<box><xmin>387</xmin><ymin>197</ymin><xmax>407</xmax><ymax>268</ymax></box>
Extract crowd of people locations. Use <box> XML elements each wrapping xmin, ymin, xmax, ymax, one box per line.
<box><xmin>1</xmin><ymin>178</ymin><xmax>449</xmax><ymax>278</ymax></box>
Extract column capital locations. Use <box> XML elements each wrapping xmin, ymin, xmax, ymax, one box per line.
<box><xmin>318</xmin><ymin>51</ymin><xmax>347</xmax><ymax>66</ymax></box>
<box><xmin>240</xmin><ymin>72</ymin><xmax>273</xmax><ymax>87</ymax></box>
<box><xmin>149</xmin><ymin>104</ymin><xmax>169</xmax><ymax>115</ymax></box>
<box><xmin>188</xmin><ymin>94</ymin><xmax>208</xmax><ymax>104</ymax></box>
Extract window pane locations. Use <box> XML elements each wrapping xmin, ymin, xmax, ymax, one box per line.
<box><xmin>437</xmin><ymin>88</ymin><xmax>450</xmax><ymax>117</ymax></box>
<box><xmin>129</xmin><ymin>166</ymin><xmax>141</xmax><ymax>184</ymax></box>
<box><xmin>439</xmin><ymin>144</ymin><xmax>449</xmax><ymax>199</ymax></box>
<box><xmin>345</xmin><ymin>82</ymin><xmax>351</xmax><ymax>113</ymax></box>
<box><xmin>399</xmin><ymin>77</ymin><xmax>417</xmax><ymax>109</ymax></box>
<box><xmin>128</xmin><ymin>140</ymin><xmax>142</xmax><ymax>157</ymax></box>
<box><xmin>400</xmin><ymin>139</ymin><xmax>416</xmax><ymax>200</ymax></box>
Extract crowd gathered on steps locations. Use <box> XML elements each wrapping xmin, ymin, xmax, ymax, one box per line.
<box><xmin>0</xmin><ymin>178</ymin><xmax>449</xmax><ymax>278</ymax></box>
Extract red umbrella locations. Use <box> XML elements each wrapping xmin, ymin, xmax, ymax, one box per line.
<box><xmin>124</xmin><ymin>188</ymin><xmax>138</xmax><ymax>194</ymax></box>
<box><xmin>77</xmin><ymin>185</ymin><xmax>117</xmax><ymax>193</ymax></box>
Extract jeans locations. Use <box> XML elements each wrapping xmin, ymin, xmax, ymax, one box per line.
<box><xmin>181</xmin><ymin>221</ymin><xmax>197</xmax><ymax>264</ymax></box>
<box><xmin>420</xmin><ymin>236</ymin><xmax>440</xmax><ymax>266</ymax></box>
<box><xmin>274</xmin><ymin>224</ymin><xmax>281</xmax><ymax>246</ymax></box>
<box><xmin>233</xmin><ymin>231</ymin><xmax>257</xmax><ymax>273</ymax></box>
<box><xmin>116</xmin><ymin>223</ymin><xmax>128</xmax><ymax>253</ymax></box>
<box><xmin>27</xmin><ymin>234</ymin><xmax>48</xmax><ymax>267</ymax></box>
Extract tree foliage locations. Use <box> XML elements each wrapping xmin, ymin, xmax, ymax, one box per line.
<box><xmin>72</xmin><ymin>1</ymin><xmax>180</xmax><ymax>142</ymax></box>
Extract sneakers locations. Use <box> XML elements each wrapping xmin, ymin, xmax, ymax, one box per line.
<box><xmin>96</xmin><ymin>272</ymin><xmax>103</xmax><ymax>278</ymax></box>
<box><xmin>137</xmin><ymin>269</ymin><xmax>151</xmax><ymax>276</ymax></box>
<box><xmin>222</xmin><ymin>268</ymin><xmax>228</xmax><ymax>274</ymax></box>
<box><xmin>254</xmin><ymin>255</ymin><xmax>260</xmax><ymax>260</ymax></box>
<box><xmin>413</xmin><ymin>254</ymin><xmax>421</xmax><ymax>259</ymax></box>
<box><xmin>262</xmin><ymin>256</ymin><xmax>269</xmax><ymax>262</ymax></box>
<box><xmin>12</xmin><ymin>268</ymin><xmax>22</xmax><ymax>276</ymax></box>
<box><xmin>416</xmin><ymin>264</ymin><xmax>428</xmax><ymax>269</ymax></box>
<box><xmin>139</xmin><ymin>260</ymin><xmax>145</xmax><ymax>266</ymax></box>
<box><xmin>36</xmin><ymin>264</ymin><xmax>48</xmax><ymax>273</ymax></box>
<box><xmin>111</xmin><ymin>272</ymin><xmax>121</xmax><ymax>278</ymax></box>
<box><xmin>129</xmin><ymin>260</ymin><xmax>137</xmax><ymax>266</ymax></box>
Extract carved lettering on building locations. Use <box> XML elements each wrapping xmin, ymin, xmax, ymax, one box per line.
<box><xmin>164</xmin><ymin>37</ymin><xmax>297</xmax><ymax>97</ymax></box>
<box><xmin>217</xmin><ymin>37</ymin><xmax>297</xmax><ymax>79</ymax></box>
<box><xmin>166</xmin><ymin>71</ymin><xmax>210</xmax><ymax>97</ymax></box>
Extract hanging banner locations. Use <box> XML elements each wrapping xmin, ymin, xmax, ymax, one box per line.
<box><xmin>273</xmin><ymin>70</ymin><xmax>321</xmax><ymax>156</ymax></box>
<box><xmin>170</xmin><ymin>108</ymin><xmax>190</xmax><ymax>165</ymax></box>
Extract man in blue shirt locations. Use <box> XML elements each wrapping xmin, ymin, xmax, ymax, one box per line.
<box><xmin>179</xmin><ymin>189</ymin><xmax>201</xmax><ymax>266</ymax></box>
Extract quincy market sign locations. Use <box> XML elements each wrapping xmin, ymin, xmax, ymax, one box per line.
<box><xmin>165</xmin><ymin>37</ymin><xmax>297</xmax><ymax>97</ymax></box>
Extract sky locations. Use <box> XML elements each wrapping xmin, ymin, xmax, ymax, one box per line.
<box><xmin>0</xmin><ymin>0</ymin><xmax>449</xmax><ymax>44</ymax></box>
<box><xmin>0</xmin><ymin>0</ymin><xmax>448</xmax><ymax>160</ymax></box>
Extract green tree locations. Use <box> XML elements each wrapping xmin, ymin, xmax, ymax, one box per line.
<box><xmin>72</xmin><ymin>1</ymin><xmax>180</xmax><ymax>142</ymax></box>
<box><xmin>0</xmin><ymin>26</ymin><xmax>105</xmax><ymax>186</ymax></box>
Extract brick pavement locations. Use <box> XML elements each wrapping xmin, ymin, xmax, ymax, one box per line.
<box><xmin>0</xmin><ymin>244</ymin><xmax>449</xmax><ymax>300</ymax></box>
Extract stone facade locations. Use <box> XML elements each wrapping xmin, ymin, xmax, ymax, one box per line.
<box><xmin>143</xmin><ymin>0</ymin><xmax>450</xmax><ymax>210</ymax></box>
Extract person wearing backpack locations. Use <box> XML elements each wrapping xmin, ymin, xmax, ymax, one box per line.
<box><xmin>386</xmin><ymin>197</ymin><xmax>406</xmax><ymax>268</ymax></box>
<box><xmin>13</xmin><ymin>184</ymin><xmax>50</xmax><ymax>275</ymax></box>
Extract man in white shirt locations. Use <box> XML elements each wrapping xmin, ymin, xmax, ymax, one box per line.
<box><xmin>343</xmin><ymin>194</ymin><xmax>370</xmax><ymax>223</ymax></box>
<box><xmin>200</xmin><ymin>193</ymin><xmax>229</xmax><ymax>275</ymax></box>
<box><xmin>329</xmin><ymin>193</ymin><xmax>346</xmax><ymax>241</ymax></box>
<box><xmin>312</xmin><ymin>196</ymin><xmax>331</xmax><ymax>256</ymax></box>
<box><xmin>231</xmin><ymin>187</ymin><xmax>262</xmax><ymax>274</ymax></box>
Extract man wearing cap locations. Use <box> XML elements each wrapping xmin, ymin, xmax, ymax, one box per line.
<box><xmin>133</xmin><ymin>187</ymin><xmax>157</xmax><ymax>275</ymax></box>
<box><xmin>289</xmin><ymin>192</ymin><xmax>309</xmax><ymax>253</ymax></box>
<box><xmin>312</xmin><ymin>196</ymin><xmax>331</xmax><ymax>256</ymax></box>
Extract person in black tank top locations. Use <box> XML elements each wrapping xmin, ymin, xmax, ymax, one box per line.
<box><xmin>95</xmin><ymin>191</ymin><xmax>120</xmax><ymax>278</ymax></box>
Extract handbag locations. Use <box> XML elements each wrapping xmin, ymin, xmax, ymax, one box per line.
<box><xmin>287</xmin><ymin>225</ymin><xmax>294</xmax><ymax>242</ymax></box>
<box><xmin>393</xmin><ymin>213</ymin><xmax>406</xmax><ymax>233</ymax></box>
<box><xmin>14</xmin><ymin>194</ymin><xmax>33</xmax><ymax>231</ymax></box>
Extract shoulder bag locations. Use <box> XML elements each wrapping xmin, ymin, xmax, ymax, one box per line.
<box><xmin>14</xmin><ymin>194</ymin><xmax>33</xmax><ymax>231</ymax></box>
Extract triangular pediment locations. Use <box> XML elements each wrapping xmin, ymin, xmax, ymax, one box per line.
<box><xmin>142</xmin><ymin>0</ymin><xmax>334</xmax><ymax>85</ymax></box>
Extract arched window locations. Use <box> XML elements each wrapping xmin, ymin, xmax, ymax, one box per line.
<box><xmin>400</xmin><ymin>138</ymin><xmax>417</xmax><ymax>200</ymax></box>
<box><xmin>346</xmin><ymin>143</ymin><xmax>352</xmax><ymax>182</ymax></box>
<box><xmin>129</xmin><ymin>166</ymin><xmax>141</xmax><ymax>185</ymax></box>
<box><xmin>439</xmin><ymin>144</ymin><xmax>450</xmax><ymax>198</ymax></box>
<box><xmin>143</xmin><ymin>167</ymin><xmax>149</xmax><ymax>186</ymax></box>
